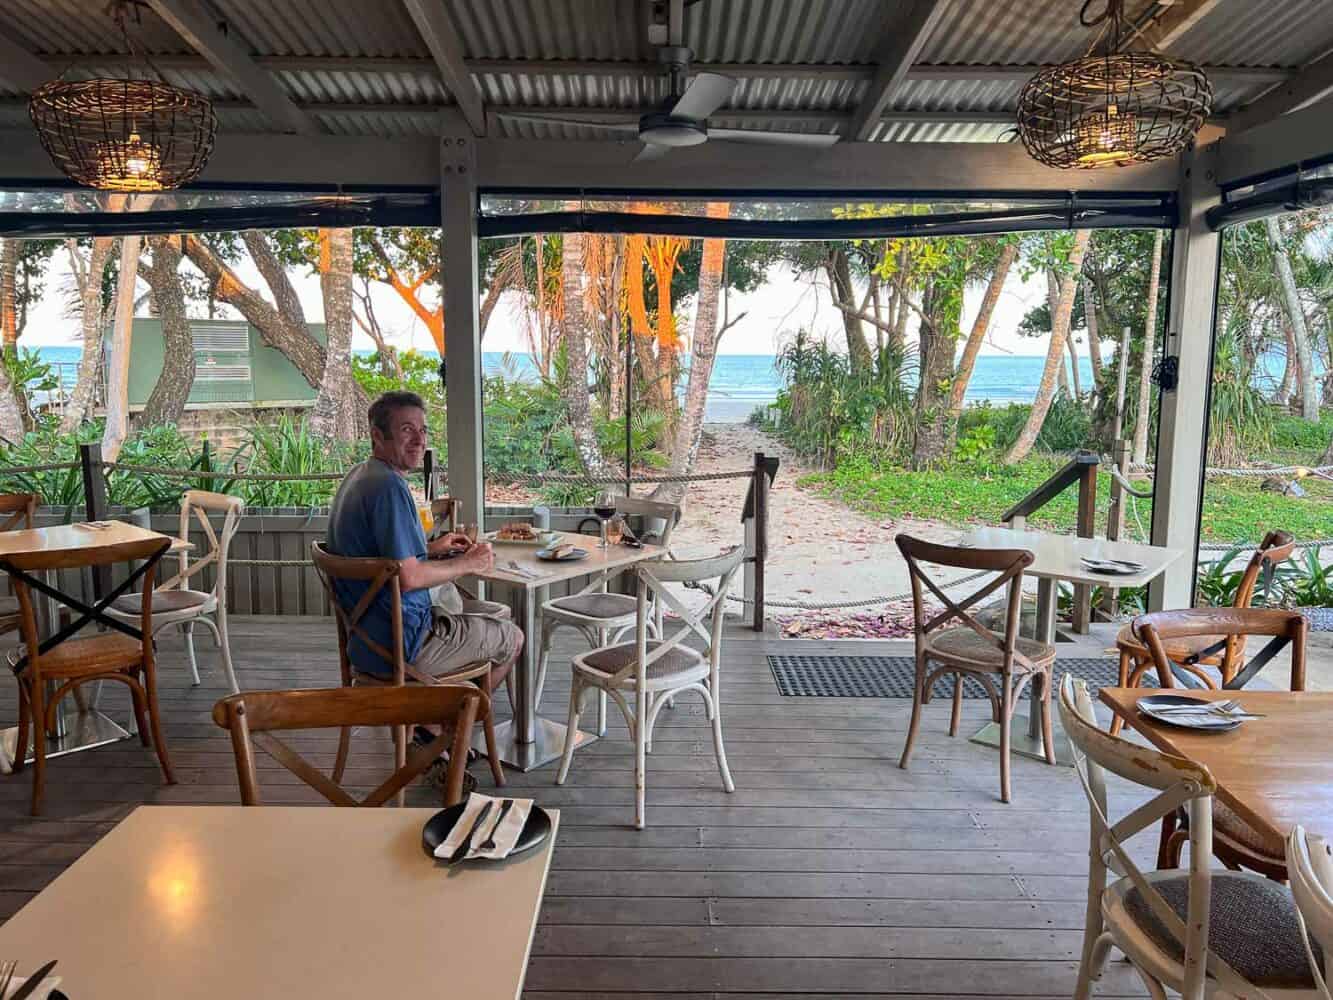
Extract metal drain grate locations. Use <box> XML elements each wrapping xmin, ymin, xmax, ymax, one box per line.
<box><xmin>767</xmin><ymin>655</ymin><xmax>1125</xmax><ymax>698</ymax></box>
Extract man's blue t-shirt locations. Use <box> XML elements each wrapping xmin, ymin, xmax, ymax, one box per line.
<box><xmin>326</xmin><ymin>458</ymin><xmax>431</xmax><ymax>676</ymax></box>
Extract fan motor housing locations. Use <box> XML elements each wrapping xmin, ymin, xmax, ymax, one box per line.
<box><xmin>639</xmin><ymin>112</ymin><xmax>707</xmax><ymax>147</ymax></box>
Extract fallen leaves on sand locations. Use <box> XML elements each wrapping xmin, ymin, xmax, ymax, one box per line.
<box><xmin>777</xmin><ymin>599</ymin><xmax>940</xmax><ymax>639</ymax></box>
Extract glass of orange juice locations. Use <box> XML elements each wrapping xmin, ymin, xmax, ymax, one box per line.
<box><xmin>417</xmin><ymin>503</ymin><xmax>435</xmax><ymax>536</ymax></box>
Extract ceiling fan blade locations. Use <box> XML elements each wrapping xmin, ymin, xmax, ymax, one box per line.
<box><xmin>709</xmin><ymin>128</ymin><xmax>841</xmax><ymax>148</ymax></box>
<box><xmin>633</xmin><ymin>143</ymin><xmax>672</xmax><ymax>163</ymax></box>
<box><xmin>496</xmin><ymin>110</ymin><xmax>640</xmax><ymax>133</ymax></box>
<box><xmin>670</xmin><ymin>72</ymin><xmax>737</xmax><ymax>121</ymax></box>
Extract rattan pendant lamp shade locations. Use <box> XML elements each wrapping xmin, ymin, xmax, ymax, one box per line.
<box><xmin>28</xmin><ymin>3</ymin><xmax>216</xmax><ymax>192</ymax></box>
<box><xmin>1017</xmin><ymin>0</ymin><xmax>1212</xmax><ymax>169</ymax></box>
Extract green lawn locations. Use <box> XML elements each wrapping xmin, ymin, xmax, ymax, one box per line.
<box><xmin>803</xmin><ymin>455</ymin><xmax>1333</xmax><ymax>545</ymax></box>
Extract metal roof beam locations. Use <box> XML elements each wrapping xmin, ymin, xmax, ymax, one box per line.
<box><xmin>847</xmin><ymin>0</ymin><xmax>951</xmax><ymax>141</ymax></box>
<box><xmin>145</xmin><ymin>0</ymin><xmax>316</xmax><ymax>136</ymax></box>
<box><xmin>1226</xmin><ymin>51</ymin><xmax>1333</xmax><ymax>136</ymax></box>
<box><xmin>1125</xmin><ymin>0</ymin><xmax>1225</xmax><ymax>51</ymax></box>
<box><xmin>402</xmin><ymin>0</ymin><xmax>486</xmax><ymax>136</ymax></box>
<box><xmin>0</xmin><ymin>31</ymin><xmax>51</xmax><ymax>92</ymax></box>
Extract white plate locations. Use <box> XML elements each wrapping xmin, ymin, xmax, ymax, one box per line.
<box><xmin>3</xmin><ymin>975</ymin><xmax>61</xmax><ymax>999</ymax></box>
<box><xmin>482</xmin><ymin>531</ymin><xmax>548</xmax><ymax>547</ymax></box>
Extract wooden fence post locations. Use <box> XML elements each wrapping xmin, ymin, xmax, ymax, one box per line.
<box><xmin>753</xmin><ymin>452</ymin><xmax>770</xmax><ymax>631</ymax></box>
<box><xmin>423</xmin><ymin>448</ymin><xmax>435</xmax><ymax>501</ymax></box>
<box><xmin>1072</xmin><ymin>456</ymin><xmax>1097</xmax><ymax>633</ymax></box>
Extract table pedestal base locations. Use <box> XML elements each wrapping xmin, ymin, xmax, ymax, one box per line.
<box><xmin>969</xmin><ymin>714</ymin><xmax>1074</xmax><ymax>767</ymax></box>
<box><xmin>475</xmin><ymin>717</ymin><xmax>597</xmax><ymax>772</ymax></box>
<box><xmin>0</xmin><ymin>708</ymin><xmax>133</xmax><ymax>773</ymax></box>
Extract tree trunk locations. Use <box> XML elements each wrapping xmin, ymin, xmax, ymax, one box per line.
<box><xmin>912</xmin><ymin>282</ymin><xmax>958</xmax><ymax>470</ymax></box>
<box><xmin>0</xmin><ymin>351</ymin><xmax>23</xmax><ymax>442</ymax></box>
<box><xmin>561</xmin><ymin>224</ymin><xmax>617</xmax><ymax>480</ymax></box>
<box><xmin>1004</xmin><ymin>230</ymin><xmax>1091</xmax><ymax>464</ymax></box>
<box><xmin>1265</xmin><ymin>216</ymin><xmax>1319</xmax><ymax>421</ymax></box>
<box><xmin>949</xmin><ymin>240</ymin><xmax>1017</xmax><ymax>415</ymax></box>
<box><xmin>826</xmin><ymin>248</ymin><xmax>872</xmax><ymax>371</ymax></box>
<box><xmin>1082</xmin><ymin>273</ymin><xmax>1103</xmax><ymax>393</ymax></box>
<box><xmin>0</xmin><ymin>238</ymin><xmax>18</xmax><ymax>351</ymax></box>
<box><xmin>658</xmin><ymin>203</ymin><xmax>730</xmax><ymax>505</ymax></box>
<box><xmin>1277</xmin><ymin>322</ymin><xmax>1297</xmax><ymax>408</ymax></box>
<box><xmin>61</xmin><ymin>237</ymin><xmax>116</xmax><ymax>433</ymax></box>
<box><xmin>102</xmin><ymin>235</ymin><xmax>142</xmax><ymax>461</ymax></box>
<box><xmin>137</xmin><ymin>236</ymin><xmax>196</xmax><ymax>428</ymax></box>
<box><xmin>1066</xmin><ymin>326</ymin><xmax>1082</xmax><ymax>398</ymax></box>
<box><xmin>182</xmin><ymin>233</ymin><xmax>328</xmax><ymax>387</ymax></box>
<box><xmin>310</xmin><ymin>229</ymin><xmax>362</xmax><ymax>441</ymax></box>
<box><xmin>1132</xmin><ymin>229</ymin><xmax>1164</xmax><ymax>464</ymax></box>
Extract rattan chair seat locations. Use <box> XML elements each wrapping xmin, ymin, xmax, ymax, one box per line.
<box><xmin>925</xmin><ymin>627</ymin><xmax>1055</xmax><ymax>671</ymax></box>
<box><xmin>8</xmin><ymin>632</ymin><xmax>143</xmax><ymax>678</ymax></box>
<box><xmin>580</xmin><ymin>640</ymin><xmax>703</xmax><ymax>681</ymax></box>
<box><xmin>111</xmin><ymin>589</ymin><xmax>211</xmax><ymax>615</ymax></box>
<box><xmin>546</xmin><ymin>592</ymin><xmax>638</xmax><ymax>620</ymax></box>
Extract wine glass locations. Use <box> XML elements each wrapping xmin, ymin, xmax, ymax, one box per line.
<box><xmin>460</xmin><ymin>522</ymin><xmax>479</xmax><ymax>545</ymax></box>
<box><xmin>593</xmin><ymin>490</ymin><xmax>617</xmax><ymax>549</ymax></box>
<box><xmin>605</xmin><ymin>515</ymin><xmax>625</xmax><ymax>547</ymax></box>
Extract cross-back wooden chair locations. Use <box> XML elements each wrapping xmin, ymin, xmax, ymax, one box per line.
<box><xmin>1288</xmin><ymin>826</ymin><xmax>1333</xmax><ymax>1000</ymax></box>
<box><xmin>1111</xmin><ymin>530</ymin><xmax>1296</xmax><ymax>735</ymax></box>
<box><xmin>4</xmin><ymin>534</ymin><xmax>174</xmax><ymax>815</ymax></box>
<box><xmin>310</xmin><ymin>541</ymin><xmax>503</xmax><ymax>794</ymax></box>
<box><xmin>533</xmin><ymin>496</ymin><xmax>681</xmax><ymax>728</ymax></box>
<box><xmin>0</xmin><ymin>493</ymin><xmax>37</xmax><ymax>639</ymax></box>
<box><xmin>896</xmin><ymin>535</ymin><xmax>1055</xmax><ymax>804</ymax></box>
<box><xmin>1060</xmin><ymin>675</ymin><xmax>1319</xmax><ymax>1000</ymax></box>
<box><xmin>106</xmin><ymin>490</ymin><xmax>245</xmax><ymax>692</ymax></box>
<box><xmin>556</xmin><ymin>545</ymin><xmax>741</xmax><ymax>829</ymax></box>
<box><xmin>1137</xmin><ymin>607</ymin><xmax>1308</xmax><ymax>881</ymax></box>
<box><xmin>212</xmin><ymin>685</ymin><xmax>482</xmax><ymax>807</ymax></box>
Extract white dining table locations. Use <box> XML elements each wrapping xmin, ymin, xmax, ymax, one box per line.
<box><xmin>958</xmin><ymin>526</ymin><xmax>1185</xmax><ymax>763</ymax></box>
<box><xmin>0</xmin><ymin>804</ymin><xmax>559</xmax><ymax>1000</ymax></box>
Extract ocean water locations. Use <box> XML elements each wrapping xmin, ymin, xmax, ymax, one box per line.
<box><xmin>31</xmin><ymin>345</ymin><xmax>1101</xmax><ymax>424</ymax></box>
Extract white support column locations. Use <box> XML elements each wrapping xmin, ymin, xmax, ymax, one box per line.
<box><xmin>1149</xmin><ymin>146</ymin><xmax>1222</xmax><ymax>611</ymax></box>
<box><xmin>440</xmin><ymin>123</ymin><xmax>484</xmax><ymax>529</ymax></box>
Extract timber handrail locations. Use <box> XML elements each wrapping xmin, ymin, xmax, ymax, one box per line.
<box><xmin>1001</xmin><ymin>451</ymin><xmax>1100</xmax><ymax>524</ymax></box>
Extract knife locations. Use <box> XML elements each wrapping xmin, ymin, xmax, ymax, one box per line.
<box><xmin>9</xmin><ymin>960</ymin><xmax>58</xmax><ymax>1000</ymax></box>
<box><xmin>449</xmin><ymin>801</ymin><xmax>494</xmax><ymax>864</ymax></box>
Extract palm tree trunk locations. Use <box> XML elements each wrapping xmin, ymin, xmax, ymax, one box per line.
<box><xmin>0</xmin><ymin>354</ymin><xmax>23</xmax><ymax>442</ymax></box>
<box><xmin>101</xmin><ymin>235</ymin><xmax>142</xmax><ymax>461</ymax></box>
<box><xmin>137</xmin><ymin>236</ymin><xmax>196</xmax><ymax>428</ymax></box>
<box><xmin>1082</xmin><ymin>273</ymin><xmax>1103</xmax><ymax>394</ymax></box>
<box><xmin>826</xmin><ymin>247</ymin><xmax>871</xmax><ymax>372</ymax></box>
<box><xmin>561</xmin><ymin>220</ymin><xmax>617</xmax><ymax>480</ymax></box>
<box><xmin>949</xmin><ymin>240</ymin><xmax>1017</xmax><ymax>415</ymax></box>
<box><xmin>1132</xmin><ymin>229</ymin><xmax>1164</xmax><ymax>464</ymax></box>
<box><xmin>0</xmin><ymin>238</ymin><xmax>19</xmax><ymax>351</ymax></box>
<box><xmin>1277</xmin><ymin>322</ymin><xmax>1296</xmax><ymax>408</ymax></box>
<box><xmin>1265</xmin><ymin>216</ymin><xmax>1319</xmax><ymax>421</ymax></box>
<box><xmin>61</xmin><ymin>238</ymin><xmax>116</xmax><ymax>434</ymax></box>
<box><xmin>1004</xmin><ymin>230</ymin><xmax>1091</xmax><ymax>464</ymax></box>
<box><xmin>310</xmin><ymin>228</ymin><xmax>363</xmax><ymax>441</ymax></box>
<box><xmin>1066</xmin><ymin>328</ymin><xmax>1082</xmax><ymax>397</ymax></box>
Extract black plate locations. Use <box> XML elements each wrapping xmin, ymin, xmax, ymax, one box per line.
<box><xmin>1137</xmin><ymin>694</ymin><xmax>1241</xmax><ymax>731</ymax></box>
<box><xmin>422</xmin><ymin>801</ymin><xmax>553</xmax><ymax>861</ymax></box>
<box><xmin>536</xmin><ymin>547</ymin><xmax>588</xmax><ymax>562</ymax></box>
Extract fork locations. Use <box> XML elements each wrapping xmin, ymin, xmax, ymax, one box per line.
<box><xmin>0</xmin><ymin>959</ymin><xmax>17</xmax><ymax>998</ymax></box>
<box><xmin>479</xmin><ymin>799</ymin><xmax>514</xmax><ymax>851</ymax></box>
<box><xmin>1154</xmin><ymin>699</ymin><xmax>1240</xmax><ymax>715</ymax></box>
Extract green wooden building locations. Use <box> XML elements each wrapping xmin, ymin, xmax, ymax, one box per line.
<box><xmin>126</xmin><ymin>319</ymin><xmax>323</xmax><ymax>410</ymax></box>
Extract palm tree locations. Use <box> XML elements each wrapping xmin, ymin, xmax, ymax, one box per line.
<box><xmin>1132</xmin><ymin>229</ymin><xmax>1164</xmax><ymax>464</ymax></box>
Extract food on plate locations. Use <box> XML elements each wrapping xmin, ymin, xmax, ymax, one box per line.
<box><xmin>550</xmin><ymin>543</ymin><xmax>576</xmax><ymax>559</ymax></box>
<box><xmin>495</xmin><ymin>522</ymin><xmax>539</xmax><ymax>541</ymax></box>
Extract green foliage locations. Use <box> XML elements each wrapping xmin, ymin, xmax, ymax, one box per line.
<box><xmin>954</xmin><ymin>423</ymin><xmax>996</xmax><ymax>469</ymax></box>
<box><xmin>1283</xmin><ymin>548</ymin><xmax>1333</xmax><ymax>608</ymax></box>
<box><xmin>1208</xmin><ymin>321</ymin><xmax>1274</xmax><ymax>465</ymax></box>
<box><xmin>2</xmin><ymin>346</ymin><xmax>58</xmax><ymax>395</ymax></box>
<box><xmin>240</xmin><ymin>416</ymin><xmax>363</xmax><ymax>508</ymax></box>
<box><xmin>352</xmin><ymin>349</ymin><xmax>447</xmax><ymax>445</ymax></box>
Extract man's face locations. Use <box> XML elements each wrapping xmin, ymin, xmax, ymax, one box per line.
<box><xmin>372</xmin><ymin>405</ymin><xmax>428</xmax><ymax>472</ymax></box>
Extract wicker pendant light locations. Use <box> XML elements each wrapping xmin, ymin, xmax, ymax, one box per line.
<box><xmin>1017</xmin><ymin>0</ymin><xmax>1212</xmax><ymax>169</ymax></box>
<box><xmin>29</xmin><ymin>2</ymin><xmax>216</xmax><ymax>192</ymax></box>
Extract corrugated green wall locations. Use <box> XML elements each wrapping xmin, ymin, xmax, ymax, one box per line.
<box><xmin>125</xmin><ymin>320</ymin><xmax>325</xmax><ymax>406</ymax></box>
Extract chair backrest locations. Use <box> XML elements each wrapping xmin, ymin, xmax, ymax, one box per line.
<box><xmin>1058</xmin><ymin>675</ymin><xmax>1251</xmax><ymax>1000</ymax></box>
<box><xmin>1133</xmin><ymin>606</ymin><xmax>1308</xmax><ymax>691</ymax></box>
<box><xmin>1233</xmin><ymin>529</ymin><xmax>1296</xmax><ymax>610</ymax></box>
<box><xmin>430</xmin><ymin>496</ymin><xmax>462</xmax><ymax>533</ymax></box>
<box><xmin>895</xmin><ymin>534</ymin><xmax>1034</xmax><ymax>673</ymax></box>
<box><xmin>0</xmin><ymin>493</ymin><xmax>37</xmax><ymax>533</ymax></box>
<box><xmin>162</xmin><ymin>489</ymin><xmax>244</xmax><ymax>599</ymax></box>
<box><xmin>603</xmin><ymin>546</ymin><xmax>744</xmax><ymax>688</ymax></box>
<box><xmin>311</xmin><ymin>541</ymin><xmax>408</xmax><ymax>684</ymax></box>
<box><xmin>616</xmin><ymin>496</ymin><xmax>681</xmax><ymax>550</ymax></box>
<box><xmin>212</xmin><ymin>685</ymin><xmax>482</xmax><ymax>807</ymax></box>
<box><xmin>1288</xmin><ymin>825</ymin><xmax>1333</xmax><ymax>999</ymax></box>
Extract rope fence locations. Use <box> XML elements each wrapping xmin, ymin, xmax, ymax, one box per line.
<box><xmin>522</xmin><ymin>469</ymin><xmax>754</xmax><ymax>485</ymax></box>
<box><xmin>0</xmin><ymin>462</ymin><xmax>80</xmax><ymax>475</ymax></box>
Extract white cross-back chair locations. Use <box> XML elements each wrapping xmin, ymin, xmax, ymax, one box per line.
<box><xmin>1288</xmin><ymin>827</ymin><xmax>1333</xmax><ymax>999</ymax></box>
<box><xmin>1061</xmin><ymin>675</ymin><xmax>1320</xmax><ymax>1000</ymax></box>
<box><xmin>106</xmin><ymin>490</ymin><xmax>244</xmax><ymax>692</ymax></box>
<box><xmin>533</xmin><ymin>496</ymin><xmax>680</xmax><ymax>730</ymax></box>
<box><xmin>556</xmin><ymin>545</ymin><xmax>741</xmax><ymax>829</ymax></box>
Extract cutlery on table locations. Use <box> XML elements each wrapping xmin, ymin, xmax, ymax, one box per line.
<box><xmin>0</xmin><ymin>960</ymin><xmax>17</xmax><ymax>998</ymax></box>
<box><xmin>478</xmin><ymin>799</ymin><xmax>514</xmax><ymax>852</ymax></box>
<box><xmin>8</xmin><ymin>960</ymin><xmax>57</xmax><ymax>1000</ymax></box>
<box><xmin>449</xmin><ymin>801</ymin><xmax>494</xmax><ymax>864</ymax></box>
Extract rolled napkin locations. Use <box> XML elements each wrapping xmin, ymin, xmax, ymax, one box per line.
<box><xmin>435</xmin><ymin>792</ymin><xmax>534</xmax><ymax>862</ymax></box>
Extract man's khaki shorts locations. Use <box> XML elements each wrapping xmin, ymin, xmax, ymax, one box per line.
<box><xmin>415</xmin><ymin>609</ymin><xmax>523</xmax><ymax>683</ymax></box>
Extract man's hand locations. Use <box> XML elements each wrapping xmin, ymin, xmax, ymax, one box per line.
<box><xmin>427</xmin><ymin>532</ymin><xmax>472</xmax><ymax>558</ymax></box>
<box><xmin>460</xmin><ymin>541</ymin><xmax>495</xmax><ymax>574</ymax></box>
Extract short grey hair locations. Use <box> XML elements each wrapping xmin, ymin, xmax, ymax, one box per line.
<box><xmin>367</xmin><ymin>390</ymin><xmax>425</xmax><ymax>437</ymax></box>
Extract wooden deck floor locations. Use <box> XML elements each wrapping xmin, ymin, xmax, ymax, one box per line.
<box><xmin>0</xmin><ymin>616</ymin><xmax>1169</xmax><ymax>998</ymax></box>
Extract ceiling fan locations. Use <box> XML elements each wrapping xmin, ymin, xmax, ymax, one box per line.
<box><xmin>496</xmin><ymin>45</ymin><xmax>841</xmax><ymax>162</ymax></box>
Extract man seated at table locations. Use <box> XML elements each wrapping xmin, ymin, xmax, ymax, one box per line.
<box><xmin>326</xmin><ymin>390</ymin><xmax>521</xmax><ymax>697</ymax></box>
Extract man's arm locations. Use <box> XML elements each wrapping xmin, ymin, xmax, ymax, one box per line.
<box><xmin>398</xmin><ymin>541</ymin><xmax>495</xmax><ymax>593</ymax></box>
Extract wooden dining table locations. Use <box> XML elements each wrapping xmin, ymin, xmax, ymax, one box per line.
<box><xmin>473</xmin><ymin>530</ymin><xmax>663</xmax><ymax>771</ymax></box>
<box><xmin>1100</xmin><ymin>687</ymin><xmax>1333</xmax><ymax>844</ymax></box>
<box><xmin>0</xmin><ymin>804</ymin><xmax>559</xmax><ymax>999</ymax></box>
